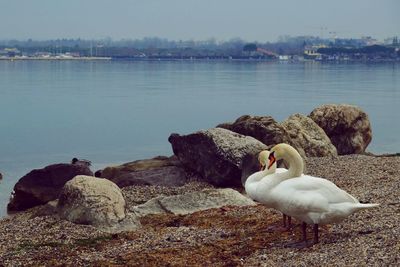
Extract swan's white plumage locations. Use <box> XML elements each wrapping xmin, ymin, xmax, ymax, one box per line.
<box><xmin>246</xmin><ymin>144</ymin><xmax>379</xmax><ymax>226</ymax></box>
<box><xmin>245</xmin><ymin>166</ymin><xmax>286</xmax><ymax>203</ymax></box>
<box><xmin>268</xmin><ymin>174</ymin><xmax>375</xmax><ymax>224</ymax></box>
<box><xmin>245</xmin><ymin>150</ymin><xmax>285</xmax><ymax>201</ymax></box>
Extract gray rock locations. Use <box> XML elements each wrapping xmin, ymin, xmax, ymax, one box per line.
<box><xmin>7</xmin><ymin>163</ymin><xmax>93</xmax><ymax>212</ymax></box>
<box><xmin>132</xmin><ymin>188</ymin><xmax>255</xmax><ymax>217</ymax></box>
<box><xmin>103</xmin><ymin>213</ymin><xmax>141</xmax><ymax>233</ymax></box>
<box><xmin>309</xmin><ymin>104</ymin><xmax>372</xmax><ymax>155</ymax></box>
<box><xmin>217</xmin><ymin>115</ymin><xmax>290</xmax><ymax>148</ymax></box>
<box><xmin>132</xmin><ymin>198</ymin><xmax>167</xmax><ymax>217</ymax></box>
<box><xmin>15</xmin><ymin>200</ymin><xmax>60</xmax><ymax>220</ymax></box>
<box><xmin>240</xmin><ymin>153</ymin><xmax>262</xmax><ymax>187</ymax></box>
<box><xmin>100</xmin><ymin>156</ymin><xmax>187</xmax><ymax>187</ymax></box>
<box><xmin>57</xmin><ymin>175</ymin><xmax>126</xmax><ymax>230</ymax></box>
<box><xmin>168</xmin><ymin>128</ymin><xmax>267</xmax><ymax>187</ymax></box>
<box><xmin>113</xmin><ymin>166</ymin><xmax>187</xmax><ymax>187</ymax></box>
<box><xmin>280</xmin><ymin>113</ymin><xmax>338</xmax><ymax>157</ymax></box>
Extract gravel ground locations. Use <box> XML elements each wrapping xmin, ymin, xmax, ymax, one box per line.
<box><xmin>122</xmin><ymin>178</ymin><xmax>214</xmax><ymax>211</ymax></box>
<box><xmin>0</xmin><ymin>154</ymin><xmax>399</xmax><ymax>266</ymax></box>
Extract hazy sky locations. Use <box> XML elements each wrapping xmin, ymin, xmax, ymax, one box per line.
<box><xmin>1</xmin><ymin>0</ymin><xmax>399</xmax><ymax>41</ymax></box>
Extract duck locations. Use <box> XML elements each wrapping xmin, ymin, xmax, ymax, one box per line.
<box><xmin>71</xmin><ymin>157</ymin><xmax>92</xmax><ymax>167</ymax></box>
<box><xmin>264</xmin><ymin>143</ymin><xmax>379</xmax><ymax>244</ymax></box>
<box><xmin>245</xmin><ymin>150</ymin><xmax>292</xmax><ymax>228</ymax></box>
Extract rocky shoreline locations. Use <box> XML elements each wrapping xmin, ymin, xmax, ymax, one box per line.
<box><xmin>0</xmin><ymin>155</ymin><xmax>399</xmax><ymax>266</ymax></box>
<box><xmin>1</xmin><ymin>104</ymin><xmax>399</xmax><ymax>266</ymax></box>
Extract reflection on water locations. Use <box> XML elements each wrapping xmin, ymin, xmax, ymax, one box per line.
<box><xmin>0</xmin><ymin>60</ymin><xmax>399</xmax><ymax>217</ymax></box>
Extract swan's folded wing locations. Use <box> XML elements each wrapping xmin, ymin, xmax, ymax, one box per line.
<box><xmin>270</xmin><ymin>186</ymin><xmax>330</xmax><ymax>214</ymax></box>
<box><xmin>279</xmin><ymin>176</ymin><xmax>358</xmax><ymax>204</ymax></box>
<box><xmin>275</xmin><ymin>168</ymin><xmax>288</xmax><ymax>174</ymax></box>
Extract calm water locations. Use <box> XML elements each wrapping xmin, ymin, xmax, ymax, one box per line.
<box><xmin>0</xmin><ymin>60</ymin><xmax>399</xmax><ymax>216</ymax></box>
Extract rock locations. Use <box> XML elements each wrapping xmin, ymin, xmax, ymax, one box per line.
<box><xmin>107</xmin><ymin>213</ymin><xmax>141</xmax><ymax>233</ymax></box>
<box><xmin>309</xmin><ymin>104</ymin><xmax>372</xmax><ymax>155</ymax></box>
<box><xmin>57</xmin><ymin>175</ymin><xmax>126</xmax><ymax>229</ymax></box>
<box><xmin>168</xmin><ymin>128</ymin><xmax>267</xmax><ymax>187</ymax></box>
<box><xmin>217</xmin><ymin>115</ymin><xmax>290</xmax><ymax>148</ymax></box>
<box><xmin>100</xmin><ymin>156</ymin><xmax>187</xmax><ymax>187</ymax></box>
<box><xmin>132</xmin><ymin>198</ymin><xmax>167</xmax><ymax>217</ymax></box>
<box><xmin>7</xmin><ymin>163</ymin><xmax>93</xmax><ymax>212</ymax></box>
<box><xmin>112</xmin><ymin>166</ymin><xmax>187</xmax><ymax>187</ymax></box>
<box><xmin>29</xmin><ymin>200</ymin><xmax>59</xmax><ymax>218</ymax></box>
<box><xmin>0</xmin><ymin>172</ymin><xmax>2</xmax><ymax>180</ymax></box>
<box><xmin>240</xmin><ymin>153</ymin><xmax>262</xmax><ymax>187</ymax></box>
<box><xmin>280</xmin><ymin>113</ymin><xmax>338</xmax><ymax>157</ymax></box>
<box><xmin>132</xmin><ymin>188</ymin><xmax>255</xmax><ymax>217</ymax></box>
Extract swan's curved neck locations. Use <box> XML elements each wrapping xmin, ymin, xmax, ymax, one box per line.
<box><xmin>281</xmin><ymin>148</ymin><xmax>304</xmax><ymax>178</ymax></box>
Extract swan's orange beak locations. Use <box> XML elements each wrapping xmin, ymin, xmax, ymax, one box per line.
<box><xmin>268</xmin><ymin>152</ymin><xmax>276</xmax><ymax>170</ymax></box>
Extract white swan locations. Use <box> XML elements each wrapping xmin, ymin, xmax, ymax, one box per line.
<box><xmin>263</xmin><ymin>143</ymin><xmax>379</xmax><ymax>244</ymax></box>
<box><xmin>245</xmin><ymin>150</ymin><xmax>291</xmax><ymax>228</ymax></box>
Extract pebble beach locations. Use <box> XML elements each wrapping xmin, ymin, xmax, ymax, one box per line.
<box><xmin>0</xmin><ymin>154</ymin><xmax>399</xmax><ymax>266</ymax></box>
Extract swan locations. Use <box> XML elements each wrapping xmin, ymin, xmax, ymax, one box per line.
<box><xmin>264</xmin><ymin>143</ymin><xmax>379</xmax><ymax>244</ymax></box>
<box><xmin>245</xmin><ymin>150</ymin><xmax>292</xmax><ymax>228</ymax></box>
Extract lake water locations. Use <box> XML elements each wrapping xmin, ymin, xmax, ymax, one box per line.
<box><xmin>0</xmin><ymin>60</ymin><xmax>399</xmax><ymax>217</ymax></box>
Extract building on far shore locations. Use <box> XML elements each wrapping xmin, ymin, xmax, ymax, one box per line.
<box><xmin>0</xmin><ymin>48</ymin><xmax>21</xmax><ymax>57</ymax></box>
<box><xmin>304</xmin><ymin>45</ymin><xmax>326</xmax><ymax>60</ymax></box>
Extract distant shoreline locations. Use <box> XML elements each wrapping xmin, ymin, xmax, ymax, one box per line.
<box><xmin>1</xmin><ymin>56</ymin><xmax>399</xmax><ymax>63</ymax></box>
<box><xmin>0</xmin><ymin>56</ymin><xmax>111</xmax><ymax>61</ymax></box>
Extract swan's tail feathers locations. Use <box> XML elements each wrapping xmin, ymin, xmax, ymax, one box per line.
<box><xmin>355</xmin><ymin>203</ymin><xmax>380</xmax><ymax>210</ymax></box>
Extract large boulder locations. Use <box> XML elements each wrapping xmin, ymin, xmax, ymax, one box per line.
<box><xmin>309</xmin><ymin>104</ymin><xmax>372</xmax><ymax>155</ymax></box>
<box><xmin>280</xmin><ymin>113</ymin><xmax>338</xmax><ymax>157</ymax></box>
<box><xmin>99</xmin><ymin>156</ymin><xmax>187</xmax><ymax>188</ymax></box>
<box><xmin>132</xmin><ymin>188</ymin><xmax>255</xmax><ymax>217</ymax></box>
<box><xmin>168</xmin><ymin>128</ymin><xmax>267</xmax><ymax>187</ymax></box>
<box><xmin>57</xmin><ymin>175</ymin><xmax>126</xmax><ymax>228</ymax></box>
<box><xmin>217</xmin><ymin>115</ymin><xmax>290</xmax><ymax>148</ymax></box>
<box><xmin>7</xmin><ymin>163</ymin><xmax>93</xmax><ymax>212</ymax></box>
